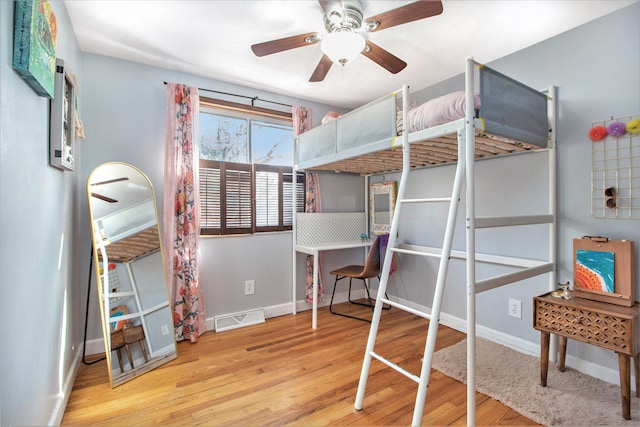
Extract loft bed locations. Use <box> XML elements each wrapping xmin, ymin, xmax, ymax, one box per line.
<box><xmin>93</xmin><ymin>198</ymin><xmax>160</xmax><ymax>263</ymax></box>
<box><xmin>96</xmin><ymin>226</ymin><xmax>160</xmax><ymax>263</ymax></box>
<box><xmin>296</xmin><ymin>61</ymin><xmax>550</xmax><ymax>175</ymax></box>
<box><xmin>293</xmin><ymin>57</ymin><xmax>557</xmax><ymax>426</ymax></box>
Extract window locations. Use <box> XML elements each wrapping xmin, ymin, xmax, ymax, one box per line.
<box><xmin>199</xmin><ymin>98</ymin><xmax>305</xmax><ymax>235</ymax></box>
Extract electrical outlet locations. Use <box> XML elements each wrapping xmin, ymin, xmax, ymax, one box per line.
<box><xmin>161</xmin><ymin>325</ymin><xmax>170</xmax><ymax>336</ymax></box>
<box><xmin>509</xmin><ymin>298</ymin><xmax>522</xmax><ymax>319</ymax></box>
<box><xmin>245</xmin><ymin>280</ymin><xmax>255</xmax><ymax>295</ymax></box>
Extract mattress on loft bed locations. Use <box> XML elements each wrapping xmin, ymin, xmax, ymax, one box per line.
<box><xmin>397</xmin><ymin>91</ymin><xmax>481</xmax><ymax>134</ymax></box>
<box><xmin>295</xmin><ymin>65</ymin><xmax>549</xmax><ymax>175</ymax></box>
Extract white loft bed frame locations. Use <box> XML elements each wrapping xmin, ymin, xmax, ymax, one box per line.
<box><xmin>292</xmin><ymin>57</ymin><xmax>557</xmax><ymax>426</ymax></box>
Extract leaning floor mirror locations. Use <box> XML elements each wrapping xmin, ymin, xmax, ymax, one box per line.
<box><xmin>87</xmin><ymin>162</ymin><xmax>177</xmax><ymax>387</ymax></box>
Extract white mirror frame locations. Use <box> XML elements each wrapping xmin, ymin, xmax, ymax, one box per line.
<box><xmin>370</xmin><ymin>181</ymin><xmax>396</xmax><ymax>235</ymax></box>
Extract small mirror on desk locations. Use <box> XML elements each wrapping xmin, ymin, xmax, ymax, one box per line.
<box><xmin>370</xmin><ymin>181</ymin><xmax>396</xmax><ymax>235</ymax></box>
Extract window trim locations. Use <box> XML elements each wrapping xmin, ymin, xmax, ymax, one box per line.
<box><xmin>200</xmin><ymin>96</ymin><xmax>292</xmax><ymax>121</ymax></box>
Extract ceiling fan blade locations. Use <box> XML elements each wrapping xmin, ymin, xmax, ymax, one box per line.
<box><xmin>361</xmin><ymin>41</ymin><xmax>407</xmax><ymax>74</ymax></box>
<box><xmin>364</xmin><ymin>0</ymin><xmax>443</xmax><ymax>32</ymax></box>
<box><xmin>91</xmin><ymin>192</ymin><xmax>118</xmax><ymax>203</ymax></box>
<box><xmin>309</xmin><ymin>55</ymin><xmax>333</xmax><ymax>82</ymax></box>
<box><xmin>251</xmin><ymin>32</ymin><xmax>320</xmax><ymax>57</ymax></box>
<box><xmin>90</xmin><ymin>177</ymin><xmax>129</xmax><ymax>186</ymax></box>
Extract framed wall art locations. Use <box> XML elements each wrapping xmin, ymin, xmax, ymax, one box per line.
<box><xmin>49</xmin><ymin>58</ymin><xmax>76</xmax><ymax>170</ymax></box>
<box><xmin>13</xmin><ymin>0</ymin><xmax>57</xmax><ymax>98</ymax></box>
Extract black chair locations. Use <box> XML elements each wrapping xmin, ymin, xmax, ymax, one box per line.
<box><xmin>329</xmin><ymin>236</ymin><xmax>390</xmax><ymax>322</ymax></box>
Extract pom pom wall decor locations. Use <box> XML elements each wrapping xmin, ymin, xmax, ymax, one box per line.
<box><xmin>626</xmin><ymin>119</ymin><xmax>640</xmax><ymax>134</ymax></box>
<box><xmin>588</xmin><ymin>125</ymin><xmax>607</xmax><ymax>141</ymax></box>
<box><xmin>589</xmin><ymin>117</ymin><xmax>640</xmax><ymax>140</ymax></box>
<box><xmin>607</xmin><ymin>121</ymin><xmax>626</xmax><ymax>137</ymax></box>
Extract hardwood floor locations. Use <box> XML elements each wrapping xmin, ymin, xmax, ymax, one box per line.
<box><xmin>62</xmin><ymin>303</ymin><xmax>540</xmax><ymax>426</ymax></box>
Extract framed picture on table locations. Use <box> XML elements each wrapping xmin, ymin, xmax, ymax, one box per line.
<box><xmin>573</xmin><ymin>236</ymin><xmax>635</xmax><ymax>306</ymax></box>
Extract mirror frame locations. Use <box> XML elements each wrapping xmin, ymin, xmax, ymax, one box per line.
<box><xmin>370</xmin><ymin>181</ymin><xmax>397</xmax><ymax>235</ymax></box>
<box><xmin>87</xmin><ymin>162</ymin><xmax>177</xmax><ymax>387</ymax></box>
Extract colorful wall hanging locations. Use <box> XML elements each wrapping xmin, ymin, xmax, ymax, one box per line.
<box><xmin>13</xmin><ymin>0</ymin><xmax>57</xmax><ymax>98</ymax></box>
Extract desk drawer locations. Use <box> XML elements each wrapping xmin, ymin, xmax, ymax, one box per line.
<box><xmin>534</xmin><ymin>298</ymin><xmax>634</xmax><ymax>355</ymax></box>
<box><xmin>111</xmin><ymin>329</ymin><xmax>125</xmax><ymax>349</ymax></box>
<box><xmin>123</xmin><ymin>325</ymin><xmax>145</xmax><ymax>343</ymax></box>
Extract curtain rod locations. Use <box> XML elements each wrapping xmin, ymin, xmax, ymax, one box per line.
<box><xmin>163</xmin><ymin>81</ymin><xmax>292</xmax><ymax>108</ymax></box>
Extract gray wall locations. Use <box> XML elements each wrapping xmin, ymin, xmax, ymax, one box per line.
<box><xmin>0</xmin><ymin>2</ymin><xmax>83</xmax><ymax>425</ymax></box>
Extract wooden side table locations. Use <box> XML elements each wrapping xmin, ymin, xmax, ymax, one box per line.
<box><xmin>110</xmin><ymin>325</ymin><xmax>148</xmax><ymax>372</ymax></box>
<box><xmin>123</xmin><ymin>325</ymin><xmax>149</xmax><ymax>366</ymax></box>
<box><xmin>533</xmin><ymin>293</ymin><xmax>640</xmax><ymax>420</ymax></box>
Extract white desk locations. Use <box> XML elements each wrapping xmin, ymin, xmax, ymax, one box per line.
<box><xmin>295</xmin><ymin>240</ymin><xmax>372</xmax><ymax>329</ymax></box>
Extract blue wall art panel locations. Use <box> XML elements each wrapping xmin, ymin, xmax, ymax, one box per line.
<box><xmin>13</xmin><ymin>0</ymin><xmax>57</xmax><ymax>98</ymax></box>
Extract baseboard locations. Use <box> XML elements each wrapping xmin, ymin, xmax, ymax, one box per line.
<box><xmin>50</xmin><ymin>343</ymin><xmax>84</xmax><ymax>426</ymax></box>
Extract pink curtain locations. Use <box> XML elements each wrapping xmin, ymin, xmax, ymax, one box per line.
<box><xmin>304</xmin><ymin>172</ymin><xmax>324</xmax><ymax>303</ymax></box>
<box><xmin>292</xmin><ymin>106</ymin><xmax>325</xmax><ymax>303</ymax></box>
<box><xmin>163</xmin><ymin>83</ymin><xmax>207</xmax><ymax>343</ymax></box>
<box><xmin>292</xmin><ymin>105</ymin><xmax>311</xmax><ymax>135</ymax></box>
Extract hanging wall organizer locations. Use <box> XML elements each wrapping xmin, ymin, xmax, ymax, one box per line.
<box><xmin>590</xmin><ymin>114</ymin><xmax>640</xmax><ymax>219</ymax></box>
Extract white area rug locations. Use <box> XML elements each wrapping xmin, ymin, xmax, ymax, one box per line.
<box><xmin>431</xmin><ymin>338</ymin><xmax>640</xmax><ymax>426</ymax></box>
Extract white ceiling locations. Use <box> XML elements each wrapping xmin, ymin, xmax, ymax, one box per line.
<box><xmin>64</xmin><ymin>0</ymin><xmax>636</xmax><ymax>109</ymax></box>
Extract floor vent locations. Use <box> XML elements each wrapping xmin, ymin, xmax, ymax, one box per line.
<box><xmin>214</xmin><ymin>309</ymin><xmax>265</xmax><ymax>332</ymax></box>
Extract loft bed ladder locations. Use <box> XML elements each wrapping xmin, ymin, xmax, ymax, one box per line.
<box><xmin>354</xmin><ymin>58</ymin><xmax>557</xmax><ymax>426</ymax></box>
<box><xmin>353</xmin><ymin>81</ymin><xmax>464</xmax><ymax>425</ymax></box>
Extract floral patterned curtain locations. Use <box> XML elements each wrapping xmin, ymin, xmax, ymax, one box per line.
<box><xmin>163</xmin><ymin>83</ymin><xmax>207</xmax><ymax>343</ymax></box>
<box><xmin>292</xmin><ymin>106</ymin><xmax>311</xmax><ymax>135</ymax></box>
<box><xmin>304</xmin><ymin>172</ymin><xmax>324</xmax><ymax>303</ymax></box>
<box><xmin>292</xmin><ymin>106</ymin><xmax>324</xmax><ymax>303</ymax></box>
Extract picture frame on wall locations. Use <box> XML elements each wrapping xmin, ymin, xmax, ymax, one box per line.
<box><xmin>50</xmin><ymin>58</ymin><xmax>76</xmax><ymax>171</ymax></box>
<box><xmin>13</xmin><ymin>0</ymin><xmax>57</xmax><ymax>98</ymax></box>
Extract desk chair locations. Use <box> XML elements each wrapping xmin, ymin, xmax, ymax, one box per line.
<box><xmin>329</xmin><ymin>236</ymin><xmax>390</xmax><ymax>322</ymax></box>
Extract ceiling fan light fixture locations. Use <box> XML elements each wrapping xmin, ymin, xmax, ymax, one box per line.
<box><xmin>321</xmin><ymin>30</ymin><xmax>365</xmax><ymax>66</ymax></box>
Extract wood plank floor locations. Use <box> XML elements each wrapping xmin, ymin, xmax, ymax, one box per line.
<box><xmin>62</xmin><ymin>303</ymin><xmax>540</xmax><ymax>426</ymax></box>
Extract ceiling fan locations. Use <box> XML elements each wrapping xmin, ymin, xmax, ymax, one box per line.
<box><xmin>90</xmin><ymin>177</ymin><xmax>129</xmax><ymax>203</ymax></box>
<box><xmin>251</xmin><ymin>0</ymin><xmax>443</xmax><ymax>82</ymax></box>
